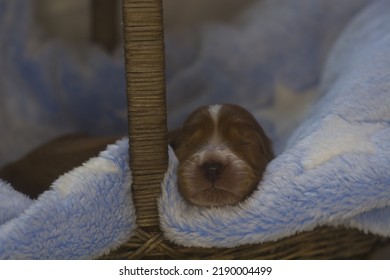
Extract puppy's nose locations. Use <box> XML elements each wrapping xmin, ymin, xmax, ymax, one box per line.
<box><xmin>201</xmin><ymin>161</ymin><xmax>224</xmax><ymax>183</ymax></box>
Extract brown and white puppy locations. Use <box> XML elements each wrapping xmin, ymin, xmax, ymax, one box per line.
<box><xmin>0</xmin><ymin>105</ymin><xmax>273</xmax><ymax>206</ymax></box>
<box><xmin>170</xmin><ymin>104</ymin><xmax>274</xmax><ymax>207</ymax></box>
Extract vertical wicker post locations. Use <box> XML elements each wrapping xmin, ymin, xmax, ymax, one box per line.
<box><xmin>122</xmin><ymin>0</ymin><xmax>167</xmax><ymax>241</ymax></box>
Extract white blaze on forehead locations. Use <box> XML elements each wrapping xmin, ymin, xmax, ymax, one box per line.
<box><xmin>208</xmin><ymin>104</ymin><xmax>222</xmax><ymax>125</ymax></box>
<box><xmin>207</xmin><ymin>104</ymin><xmax>222</xmax><ymax>145</ymax></box>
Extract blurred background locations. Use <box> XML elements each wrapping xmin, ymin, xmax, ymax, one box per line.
<box><xmin>0</xmin><ymin>0</ymin><xmax>257</xmax><ymax>167</ymax></box>
<box><xmin>35</xmin><ymin>0</ymin><xmax>256</xmax><ymax>48</ymax></box>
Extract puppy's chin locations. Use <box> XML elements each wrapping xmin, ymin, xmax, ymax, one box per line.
<box><xmin>178</xmin><ymin>155</ymin><xmax>259</xmax><ymax>207</ymax></box>
<box><xmin>188</xmin><ymin>189</ymin><xmax>242</xmax><ymax>207</ymax></box>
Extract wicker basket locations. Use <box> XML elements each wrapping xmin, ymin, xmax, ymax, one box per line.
<box><xmin>106</xmin><ymin>0</ymin><xmax>383</xmax><ymax>259</ymax></box>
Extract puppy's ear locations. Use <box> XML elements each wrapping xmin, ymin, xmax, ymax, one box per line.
<box><xmin>167</xmin><ymin>128</ymin><xmax>182</xmax><ymax>150</ymax></box>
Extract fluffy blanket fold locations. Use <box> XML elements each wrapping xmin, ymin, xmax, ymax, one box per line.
<box><xmin>1</xmin><ymin>0</ymin><xmax>390</xmax><ymax>258</ymax></box>
<box><xmin>0</xmin><ymin>139</ymin><xmax>135</xmax><ymax>259</ymax></box>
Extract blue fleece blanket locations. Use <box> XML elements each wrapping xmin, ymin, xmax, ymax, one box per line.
<box><xmin>1</xmin><ymin>0</ymin><xmax>390</xmax><ymax>258</ymax></box>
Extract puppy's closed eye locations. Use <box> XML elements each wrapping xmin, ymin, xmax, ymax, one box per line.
<box><xmin>170</xmin><ymin>104</ymin><xmax>274</xmax><ymax>207</ymax></box>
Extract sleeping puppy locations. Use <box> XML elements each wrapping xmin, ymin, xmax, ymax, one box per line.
<box><xmin>0</xmin><ymin>104</ymin><xmax>273</xmax><ymax>206</ymax></box>
<box><xmin>170</xmin><ymin>104</ymin><xmax>274</xmax><ymax>207</ymax></box>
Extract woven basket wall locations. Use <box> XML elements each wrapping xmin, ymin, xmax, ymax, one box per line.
<box><xmin>107</xmin><ymin>0</ymin><xmax>383</xmax><ymax>260</ymax></box>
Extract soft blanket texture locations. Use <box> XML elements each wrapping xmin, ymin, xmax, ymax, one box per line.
<box><xmin>1</xmin><ymin>0</ymin><xmax>390</xmax><ymax>258</ymax></box>
<box><xmin>0</xmin><ymin>139</ymin><xmax>135</xmax><ymax>259</ymax></box>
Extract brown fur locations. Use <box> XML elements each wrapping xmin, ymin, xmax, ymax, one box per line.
<box><xmin>170</xmin><ymin>104</ymin><xmax>274</xmax><ymax>207</ymax></box>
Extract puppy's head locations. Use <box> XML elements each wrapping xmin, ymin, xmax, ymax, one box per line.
<box><xmin>170</xmin><ymin>104</ymin><xmax>274</xmax><ymax>207</ymax></box>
